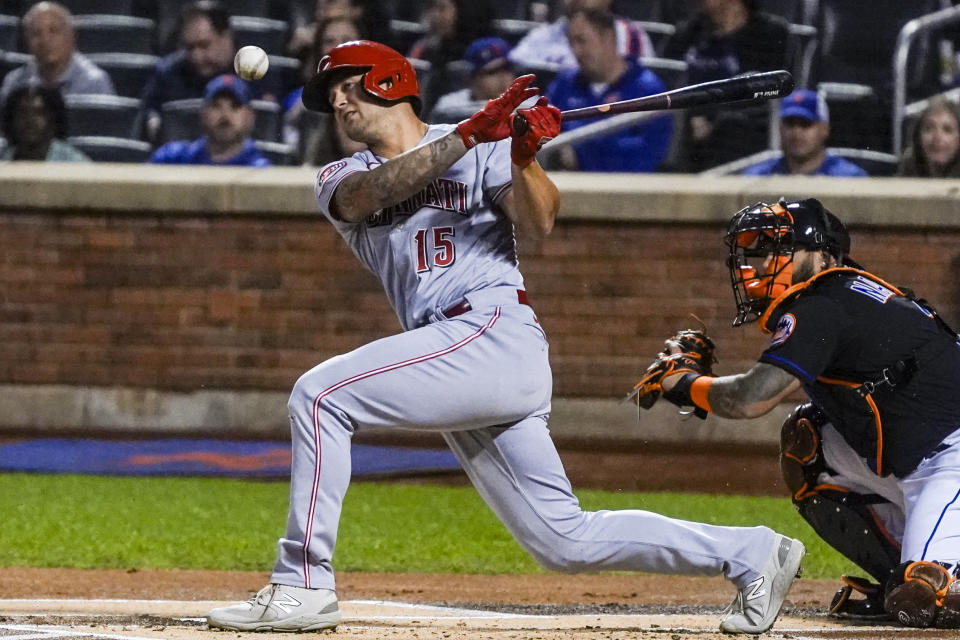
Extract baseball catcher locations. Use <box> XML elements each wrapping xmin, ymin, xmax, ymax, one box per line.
<box><xmin>632</xmin><ymin>198</ymin><xmax>960</xmax><ymax>628</ymax></box>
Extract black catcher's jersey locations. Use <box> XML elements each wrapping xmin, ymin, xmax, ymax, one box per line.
<box><xmin>760</xmin><ymin>268</ymin><xmax>960</xmax><ymax>477</ymax></box>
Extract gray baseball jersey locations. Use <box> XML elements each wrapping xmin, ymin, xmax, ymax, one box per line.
<box><xmin>271</xmin><ymin>126</ymin><xmax>783</xmax><ymax>599</ymax></box>
<box><xmin>315</xmin><ymin>124</ymin><xmax>523</xmax><ymax>331</ymax></box>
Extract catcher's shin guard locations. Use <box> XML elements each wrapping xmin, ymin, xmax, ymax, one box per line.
<box><xmin>780</xmin><ymin>404</ymin><xmax>901</xmax><ymax>585</ymax></box>
<box><xmin>884</xmin><ymin>561</ymin><xmax>960</xmax><ymax>628</ymax></box>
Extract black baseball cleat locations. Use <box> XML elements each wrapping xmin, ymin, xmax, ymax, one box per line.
<box><xmin>829</xmin><ymin>575</ymin><xmax>893</xmax><ymax>621</ymax></box>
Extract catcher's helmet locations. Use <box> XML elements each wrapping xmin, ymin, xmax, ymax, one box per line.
<box><xmin>725</xmin><ymin>198</ymin><xmax>853</xmax><ymax>325</ymax></box>
<box><xmin>302</xmin><ymin>40</ymin><xmax>421</xmax><ymax>114</ymax></box>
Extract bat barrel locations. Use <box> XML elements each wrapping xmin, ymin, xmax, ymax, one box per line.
<box><xmin>561</xmin><ymin>69</ymin><xmax>795</xmax><ymax>121</ymax></box>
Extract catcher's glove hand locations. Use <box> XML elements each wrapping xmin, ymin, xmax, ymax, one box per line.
<box><xmin>628</xmin><ymin>329</ymin><xmax>717</xmax><ymax>418</ymax></box>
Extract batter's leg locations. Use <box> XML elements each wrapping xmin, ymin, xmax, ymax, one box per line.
<box><xmin>443</xmin><ymin>417</ymin><xmax>778</xmax><ymax>584</ymax></box>
<box><xmin>272</xmin><ymin>305</ymin><xmax>551</xmax><ymax>590</ymax></box>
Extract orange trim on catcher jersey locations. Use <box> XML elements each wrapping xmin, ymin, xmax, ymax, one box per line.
<box><xmin>758</xmin><ymin>267</ymin><xmax>906</xmax><ymax>333</ymax></box>
<box><xmin>817</xmin><ymin>375</ymin><xmax>885</xmax><ymax>477</ymax></box>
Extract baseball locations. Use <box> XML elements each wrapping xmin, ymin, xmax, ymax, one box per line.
<box><xmin>234</xmin><ymin>45</ymin><xmax>269</xmax><ymax>81</ymax></box>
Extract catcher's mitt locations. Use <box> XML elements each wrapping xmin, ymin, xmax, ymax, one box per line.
<box><xmin>628</xmin><ymin>329</ymin><xmax>717</xmax><ymax>416</ymax></box>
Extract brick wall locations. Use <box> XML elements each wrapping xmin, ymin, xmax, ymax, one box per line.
<box><xmin>4</xmin><ymin>209</ymin><xmax>959</xmax><ymax>398</ymax></box>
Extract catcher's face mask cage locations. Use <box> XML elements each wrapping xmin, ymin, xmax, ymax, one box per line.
<box><xmin>725</xmin><ymin>201</ymin><xmax>799</xmax><ymax>326</ymax></box>
<box><xmin>724</xmin><ymin>198</ymin><xmax>853</xmax><ymax>326</ymax></box>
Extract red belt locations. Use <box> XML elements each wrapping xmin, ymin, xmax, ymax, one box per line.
<box><xmin>442</xmin><ymin>289</ymin><xmax>530</xmax><ymax>318</ymax></box>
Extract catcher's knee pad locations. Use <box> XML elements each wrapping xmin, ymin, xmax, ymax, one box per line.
<box><xmin>780</xmin><ymin>402</ymin><xmax>826</xmax><ymax>499</ymax></box>
<box><xmin>885</xmin><ymin>561</ymin><xmax>960</xmax><ymax>628</ymax></box>
<box><xmin>780</xmin><ymin>403</ymin><xmax>900</xmax><ymax>584</ymax></box>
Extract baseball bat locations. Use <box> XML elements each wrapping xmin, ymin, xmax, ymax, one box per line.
<box><xmin>513</xmin><ymin>69</ymin><xmax>794</xmax><ymax>135</ymax></box>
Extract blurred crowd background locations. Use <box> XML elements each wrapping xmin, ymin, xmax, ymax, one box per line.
<box><xmin>0</xmin><ymin>0</ymin><xmax>958</xmax><ymax>177</ymax></box>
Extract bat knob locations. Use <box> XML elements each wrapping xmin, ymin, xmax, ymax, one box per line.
<box><xmin>511</xmin><ymin>113</ymin><xmax>529</xmax><ymax>137</ymax></box>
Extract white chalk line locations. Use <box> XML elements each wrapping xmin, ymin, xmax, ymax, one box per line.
<box><xmin>0</xmin><ymin>599</ymin><xmax>904</xmax><ymax>636</ymax></box>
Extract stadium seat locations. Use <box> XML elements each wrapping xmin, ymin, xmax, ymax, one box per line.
<box><xmin>512</xmin><ymin>62</ymin><xmax>559</xmax><ymax>93</ymax></box>
<box><xmin>640</xmin><ymin>56</ymin><xmax>687</xmax><ymax>89</ymax></box>
<box><xmin>72</xmin><ymin>15</ymin><xmax>156</xmax><ymax>55</ymax></box>
<box><xmin>614</xmin><ymin>0</ymin><xmax>664</xmax><ymax>22</ymax></box>
<box><xmin>812</xmin><ymin>0</ymin><xmax>942</xmax><ymax>98</ymax></box>
<box><xmin>0</xmin><ymin>50</ymin><xmax>28</xmax><ymax>85</ymax></box>
<box><xmin>159</xmin><ymin>98</ymin><xmax>201</xmax><ymax>142</ymax></box>
<box><xmin>818</xmin><ymin>82</ymin><xmax>887</xmax><ymax>151</ymax></box>
<box><xmin>635</xmin><ymin>21</ymin><xmax>675</xmax><ymax>56</ymax></box>
<box><xmin>250</xmin><ymin>99</ymin><xmax>280</xmax><ymax>141</ymax></box>
<box><xmin>262</xmin><ymin>54</ymin><xmax>301</xmax><ymax>102</ymax></box>
<box><xmin>159</xmin><ymin>98</ymin><xmax>281</xmax><ymax>143</ymax></box>
<box><xmin>0</xmin><ymin>14</ymin><xmax>18</xmax><ymax>52</ymax></box>
<box><xmin>228</xmin><ymin>0</ymin><xmax>271</xmax><ymax>17</ymax></box>
<box><xmin>85</xmin><ymin>53</ymin><xmax>158</xmax><ymax>99</ymax></box>
<box><xmin>830</xmin><ymin>147</ymin><xmax>899</xmax><ymax>176</ymax></box>
<box><xmin>254</xmin><ymin>139</ymin><xmax>295</xmax><ymax>165</ymax></box>
<box><xmin>67</xmin><ymin>135</ymin><xmax>152</xmax><ymax>162</ymax></box>
<box><xmin>755</xmin><ymin>0</ymin><xmax>807</xmax><ymax>24</ymax></box>
<box><xmin>389</xmin><ymin>19</ymin><xmax>428</xmax><ymax>59</ymax></box>
<box><xmin>56</xmin><ymin>0</ymin><xmax>135</xmax><ymax>15</ymax></box>
<box><xmin>700</xmin><ymin>147</ymin><xmax>897</xmax><ymax>176</ymax></box>
<box><xmin>64</xmin><ymin>94</ymin><xmax>142</xmax><ymax>139</ymax></box>
<box><xmin>229</xmin><ymin>16</ymin><xmax>287</xmax><ymax>56</ymax></box>
<box><xmin>492</xmin><ymin>18</ymin><xmax>538</xmax><ymax>46</ymax></box>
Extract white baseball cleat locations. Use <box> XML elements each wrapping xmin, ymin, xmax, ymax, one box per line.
<box><xmin>206</xmin><ymin>583</ymin><xmax>341</xmax><ymax>632</ymax></box>
<box><xmin>719</xmin><ymin>535</ymin><xmax>806</xmax><ymax>634</ymax></box>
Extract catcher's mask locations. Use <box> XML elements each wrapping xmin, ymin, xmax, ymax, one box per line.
<box><xmin>301</xmin><ymin>40</ymin><xmax>422</xmax><ymax>114</ymax></box>
<box><xmin>725</xmin><ymin>198</ymin><xmax>853</xmax><ymax>326</ymax></box>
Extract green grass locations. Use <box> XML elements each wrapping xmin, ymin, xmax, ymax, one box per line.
<box><xmin>0</xmin><ymin>473</ymin><xmax>857</xmax><ymax>578</ymax></box>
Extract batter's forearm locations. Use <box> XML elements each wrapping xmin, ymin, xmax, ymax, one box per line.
<box><xmin>505</xmin><ymin>162</ymin><xmax>559</xmax><ymax>236</ymax></box>
<box><xmin>333</xmin><ymin>131</ymin><xmax>469</xmax><ymax>222</ymax></box>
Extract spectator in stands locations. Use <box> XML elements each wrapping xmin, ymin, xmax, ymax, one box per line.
<box><xmin>0</xmin><ymin>85</ymin><xmax>89</xmax><ymax>161</ymax></box>
<box><xmin>663</xmin><ymin>0</ymin><xmax>790</xmax><ymax>172</ymax></box>
<box><xmin>898</xmin><ymin>97</ymin><xmax>960</xmax><ymax>178</ymax></box>
<box><xmin>407</xmin><ymin>0</ymin><xmax>493</xmax><ymax>68</ymax></box>
<box><xmin>289</xmin><ymin>15</ymin><xmax>367</xmax><ymax>165</ymax></box>
<box><xmin>148</xmin><ymin>75</ymin><xmax>270</xmax><ymax>166</ymax></box>
<box><xmin>140</xmin><ymin>1</ymin><xmax>278</xmax><ymax>144</ymax></box>
<box><xmin>508</xmin><ymin>0</ymin><xmax>653</xmax><ymax>72</ymax></box>
<box><xmin>545</xmin><ymin>8</ymin><xmax>672</xmax><ymax>172</ymax></box>
<box><xmin>428</xmin><ymin>36</ymin><xmax>528</xmax><ymax>124</ymax></box>
<box><xmin>287</xmin><ymin>0</ymin><xmax>390</xmax><ymax>62</ymax></box>
<box><xmin>0</xmin><ymin>2</ymin><xmax>114</xmax><ymax>110</ymax></box>
<box><xmin>407</xmin><ymin>0</ymin><xmax>496</xmax><ymax>111</ymax></box>
<box><xmin>742</xmin><ymin>89</ymin><xmax>867</xmax><ymax>177</ymax></box>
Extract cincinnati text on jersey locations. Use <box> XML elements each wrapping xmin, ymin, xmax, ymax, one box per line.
<box><xmin>369</xmin><ymin>178</ymin><xmax>469</xmax><ymax>226</ymax></box>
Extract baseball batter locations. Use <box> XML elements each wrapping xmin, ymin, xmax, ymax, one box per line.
<box><xmin>636</xmin><ymin>198</ymin><xmax>960</xmax><ymax>628</ymax></box>
<box><xmin>205</xmin><ymin>41</ymin><xmax>804</xmax><ymax>635</ymax></box>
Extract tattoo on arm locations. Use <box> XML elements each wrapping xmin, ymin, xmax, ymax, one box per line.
<box><xmin>709</xmin><ymin>363</ymin><xmax>801</xmax><ymax>419</ymax></box>
<box><xmin>333</xmin><ymin>131</ymin><xmax>467</xmax><ymax>222</ymax></box>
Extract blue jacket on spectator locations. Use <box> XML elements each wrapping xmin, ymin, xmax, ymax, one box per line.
<box><xmin>741</xmin><ymin>152</ymin><xmax>868</xmax><ymax>177</ymax></box>
<box><xmin>148</xmin><ymin>137</ymin><xmax>270</xmax><ymax>166</ymax></box>
<box><xmin>546</xmin><ymin>60</ymin><xmax>672</xmax><ymax>172</ymax></box>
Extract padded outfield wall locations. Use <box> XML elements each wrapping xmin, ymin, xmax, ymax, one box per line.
<box><xmin>1</xmin><ymin>164</ymin><xmax>959</xmax><ymax>446</ymax></box>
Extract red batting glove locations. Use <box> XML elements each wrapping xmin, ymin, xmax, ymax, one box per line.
<box><xmin>456</xmin><ymin>74</ymin><xmax>539</xmax><ymax>148</ymax></box>
<box><xmin>509</xmin><ymin>96</ymin><xmax>562</xmax><ymax>167</ymax></box>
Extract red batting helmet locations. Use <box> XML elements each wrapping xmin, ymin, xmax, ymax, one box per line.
<box><xmin>301</xmin><ymin>40</ymin><xmax>421</xmax><ymax>114</ymax></box>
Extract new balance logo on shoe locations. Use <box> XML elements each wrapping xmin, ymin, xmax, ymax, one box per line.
<box><xmin>206</xmin><ymin>583</ymin><xmax>341</xmax><ymax>632</ymax></box>
<box><xmin>270</xmin><ymin>592</ymin><xmax>302</xmax><ymax>615</ymax></box>
<box><xmin>745</xmin><ymin>576</ymin><xmax>767</xmax><ymax>600</ymax></box>
<box><xmin>719</xmin><ymin>535</ymin><xmax>806</xmax><ymax>634</ymax></box>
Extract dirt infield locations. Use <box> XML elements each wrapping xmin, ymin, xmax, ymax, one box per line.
<box><xmin>0</xmin><ymin>568</ymin><xmax>922</xmax><ymax>640</ymax></box>
<box><xmin>1</xmin><ymin>568</ymin><xmax>948</xmax><ymax>639</ymax></box>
